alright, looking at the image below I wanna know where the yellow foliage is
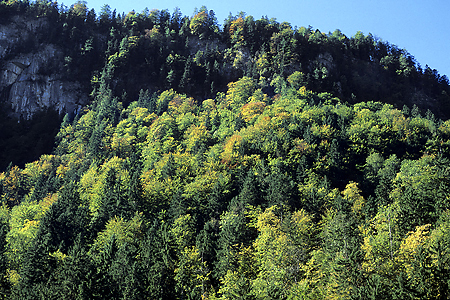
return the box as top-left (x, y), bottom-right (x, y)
top-left (6, 269), bottom-right (20, 286)
top-left (397, 224), bottom-right (431, 276)
top-left (240, 101), bottom-right (266, 122)
top-left (253, 206), bottom-right (315, 299)
top-left (255, 206), bottom-right (281, 231)
top-left (174, 245), bottom-right (210, 298)
top-left (226, 77), bottom-right (256, 109)
top-left (400, 224), bottom-right (430, 254)
top-left (112, 105), bottom-right (155, 152)
top-left (70, 1), bottom-right (87, 17)
top-left (130, 106), bottom-right (155, 123)
top-left (256, 52), bottom-right (270, 77)
top-left (293, 138), bottom-right (310, 155)
top-left (190, 11), bottom-right (208, 35)
top-left (7, 201), bottom-right (46, 269)
top-left (218, 270), bottom-right (242, 300)
top-left (169, 95), bottom-right (196, 116)
top-left (299, 106), bottom-right (326, 125)
top-left (79, 157), bottom-right (130, 214)
top-left (171, 214), bottom-right (194, 250)
top-left (20, 219), bottom-right (39, 234)
top-left (49, 249), bottom-right (68, 262)
top-left (251, 116), bottom-right (272, 134)
top-left (2, 166), bottom-right (25, 206)
top-left (248, 89), bottom-right (268, 104)
top-left (311, 124), bottom-right (335, 140)
top-left (183, 169), bottom-right (219, 200)
top-left (342, 182), bottom-right (365, 216)
top-left (111, 133), bottom-right (135, 154)
top-left (127, 35), bottom-right (140, 48)
top-left (298, 173), bottom-right (339, 210)
top-left (111, 120), bottom-right (136, 156)
top-left (346, 107), bottom-right (400, 154)
top-left (141, 169), bottom-right (175, 208)
top-left (292, 209), bottom-right (313, 232)
top-left (229, 16), bottom-right (244, 44)
top-left (389, 154), bottom-right (437, 203)
top-left (360, 203), bottom-right (401, 275)
top-left (93, 213), bottom-right (143, 252)
top-left (287, 71), bottom-right (305, 90)
top-left (438, 119), bottom-right (450, 136)
top-left (202, 99), bottom-right (216, 111)
top-left (79, 164), bottom-right (102, 213)
top-left (177, 112), bottom-right (197, 133)
top-left (101, 123), bottom-right (114, 153)
top-left (222, 134), bottom-right (243, 164)
top-left (56, 163), bottom-right (69, 179)
top-left (184, 124), bottom-right (210, 153)
top-left (41, 193), bottom-right (58, 210)
top-left (23, 154), bottom-right (55, 179)
top-left (75, 109), bottom-right (95, 138)
top-left (144, 27), bottom-right (162, 43)
top-left (299, 86), bottom-right (313, 98)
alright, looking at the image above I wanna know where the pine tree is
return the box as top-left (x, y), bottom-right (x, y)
top-left (265, 164), bottom-right (296, 208)
top-left (196, 220), bottom-right (219, 286)
top-left (13, 229), bottom-right (57, 299)
top-left (13, 170), bottom-right (90, 299)
top-left (92, 234), bottom-right (120, 299)
top-left (140, 221), bottom-right (177, 299)
top-left (237, 169), bottom-right (261, 207)
top-left (109, 243), bottom-right (143, 300)
top-left (205, 176), bottom-right (229, 220)
top-left (0, 222), bottom-right (10, 299)
top-left (54, 236), bottom-right (96, 299)
top-left (90, 168), bottom-right (132, 233)
top-left (127, 153), bottom-right (144, 214)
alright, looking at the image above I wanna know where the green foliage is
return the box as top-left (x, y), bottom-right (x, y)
top-left (0, 1), bottom-right (450, 299)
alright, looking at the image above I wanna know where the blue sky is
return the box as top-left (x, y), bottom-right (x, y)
top-left (82, 0), bottom-right (449, 78)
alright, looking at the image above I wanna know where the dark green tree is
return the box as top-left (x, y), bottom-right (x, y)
top-left (90, 168), bottom-right (132, 233)
top-left (140, 221), bottom-right (177, 299)
top-left (0, 221), bottom-right (10, 299)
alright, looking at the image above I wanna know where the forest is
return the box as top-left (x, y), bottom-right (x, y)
top-left (0, 0), bottom-right (450, 299)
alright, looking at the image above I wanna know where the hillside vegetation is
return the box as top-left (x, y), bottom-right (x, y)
top-left (0, 1), bottom-right (450, 299)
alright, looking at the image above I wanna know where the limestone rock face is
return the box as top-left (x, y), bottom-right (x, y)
top-left (0, 16), bottom-right (88, 119)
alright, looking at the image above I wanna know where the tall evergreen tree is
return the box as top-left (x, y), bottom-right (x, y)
top-left (0, 221), bottom-right (10, 299)
top-left (140, 221), bottom-right (177, 299)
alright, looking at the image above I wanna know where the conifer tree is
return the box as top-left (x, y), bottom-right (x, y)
top-left (0, 221), bottom-right (10, 299)
top-left (140, 221), bottom-right (177, 299)
top-left (53, 236), bottom-right (96, 299)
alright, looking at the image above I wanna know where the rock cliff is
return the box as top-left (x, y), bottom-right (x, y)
top-left (0, 15), bottom-right (88, 119)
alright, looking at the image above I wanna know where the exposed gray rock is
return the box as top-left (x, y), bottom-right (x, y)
top-left (9, 76), bottom-right (85, 119)
top-left (0, 16), bottom-right (88, 119)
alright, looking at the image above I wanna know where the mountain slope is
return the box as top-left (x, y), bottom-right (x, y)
top-left (0, 2), bottom-right (450, 299)
top-left (1, 1), bottom-right (449, 170)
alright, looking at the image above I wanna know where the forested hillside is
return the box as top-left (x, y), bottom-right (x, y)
top-left (0, 1), bottom-right (450, 299)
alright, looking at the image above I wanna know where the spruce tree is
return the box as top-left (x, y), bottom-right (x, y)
top-left (0, 222), bottom-right (10, 299)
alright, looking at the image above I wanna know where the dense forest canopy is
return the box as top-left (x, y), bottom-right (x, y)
top-left (0, 0), bottom-right (450, 299)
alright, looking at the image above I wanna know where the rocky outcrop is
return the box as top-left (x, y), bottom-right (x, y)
top-left (0, 16), bottom-right (88, 119)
